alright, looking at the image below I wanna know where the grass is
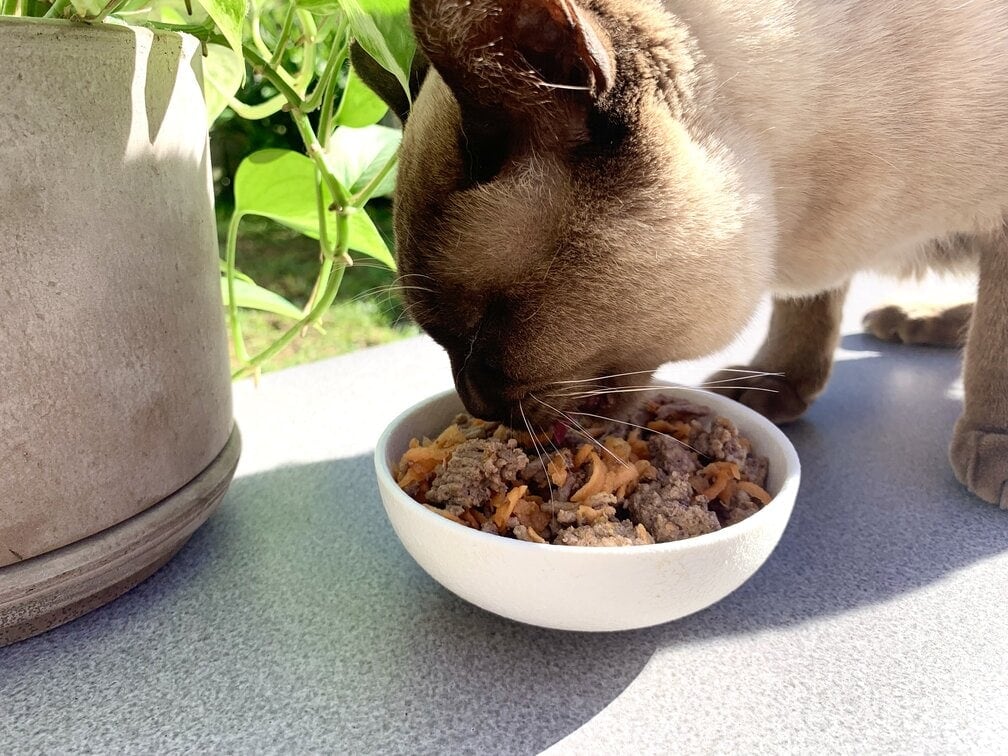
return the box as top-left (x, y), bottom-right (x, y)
top-left (221, 201), bottom-right (419, 375)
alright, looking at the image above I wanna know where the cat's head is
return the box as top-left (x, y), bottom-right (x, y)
top-left (359, 0), bottom-right (771, 427)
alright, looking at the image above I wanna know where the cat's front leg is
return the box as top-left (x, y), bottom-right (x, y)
top-left (950, 235), bottom-right (1008, 508)
top-left (708, 284), bottom-right (849, 424)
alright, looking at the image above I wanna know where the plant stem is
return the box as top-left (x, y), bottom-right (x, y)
top-left (225, 212), bottom-right (250, 364)
top-left (316, 53), bottom-right (347, 146)
top-left (301, 175), bottom-right (335, 323)
top-left (42, 0), bottom-right (67, 17)
top-left (240, 45), bottom-right (303, 113)
top-left (350, 151), bottom-right (399, 206)
top-left (268, 3), bottom-right (296, 68)
top-left (227, 93), bottom-right (285, 121)
top-left (1, 0), bottom-right (18, 15)
top-left (292, 12), bottom-right (316, 97)
top-left (289, 107), bottom-right (351, 209)
top-left (249, 5), bottom-right (272, 60)
top-left (234, 215), bottom-right (350, 378)
top-left (90, 0), bottom-right (127, 23)
top-left (303, 20), bottom-right (348, 112)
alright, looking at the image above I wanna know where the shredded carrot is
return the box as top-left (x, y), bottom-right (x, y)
top-left (700, 461), bottom-right (741, 479)
top-left (717, 479), bottom-right (737, 504)
top-left (605, 462), bottom-right (640, 495)
top-left (524, 526), bottom-right (547, 544)
top-left (492, 486), bottom-right (528, 531)
top-left (702, 470), bottom-right (732, 500)
top-left (571, 452), bottom-right (606, 502)
top-left (434, 424), bottom-right (466, 448)
top-left (603, 436), bottom-right (632, 463)
top-left (573, 444), bottom-right (593, 467)
top-left (547, 453), bottom-right (568, 486)
top-left (397, 468), bottom-right (425, 489)
top-left (737, 480), bottom-right (773, 504)
top-left (513, 496), bottom-right (552, 533)
top-left (647, 419), bottom-right (692, 441)
top-left (697, 461), bottom-right (741, 500)
top-left (628, 438), bottom-right (650, 460)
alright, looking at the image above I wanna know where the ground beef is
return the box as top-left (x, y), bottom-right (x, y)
top-left (688, 415), bottom-right (748, 465)
top-left (742, 454), bottom-right (769, 487)
top-left (716, 489), bottom-right (762, 526)
top-left (626, 477), bottom-right (721, 542)
top-left (519, 456), bottom-right (549, 488)
top-left (647, 434), bottom-right (699, 477)
top-left (554, 519), bottom-right (655, 547)
top-left (554, 464), bottom-right (587, 502)
top-left (650, 397), bottom-right (711, 421)
top-left (401, 394), bottom-right (773, 547)
top-left (453, 413), bottom-right (501, 439)
top-left (426, 438), bottom-right (528, 510)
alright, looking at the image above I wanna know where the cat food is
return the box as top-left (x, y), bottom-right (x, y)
top-left (395, 395), bottom-right (772, 547)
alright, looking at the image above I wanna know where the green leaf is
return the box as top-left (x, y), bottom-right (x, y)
top-left (232, 148), bottom-right (394, 267)
top-left (347, 209), bottom-right (394, 267)
top-left (192, 0), bottom-right (246, 57)
top-left (234, 149), bottom-right (330, 237)
top-left (220, 276), bottom-right (304, 321)
top-left (294, 0), bottom-right (340, 11)
top-left (203, 43), bottom-right (245, 125)
top-left (326, 124), bottom-right (400, 197)
top-left (337, 0), bottom-right (415, 98)
top-left (335, 66), bottom-right (389, 128)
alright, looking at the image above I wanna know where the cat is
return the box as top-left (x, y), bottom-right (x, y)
top-left (355, 0), bottom-right (1008, 508)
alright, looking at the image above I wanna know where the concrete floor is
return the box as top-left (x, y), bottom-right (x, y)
top-left (2, 273), bottom-right (1005, 754)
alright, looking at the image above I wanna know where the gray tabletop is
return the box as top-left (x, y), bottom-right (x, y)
top-left (3, 274), bottom-right (1006, 755)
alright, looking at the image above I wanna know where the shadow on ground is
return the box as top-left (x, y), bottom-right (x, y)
top-left (3, 335), bottom-right (1006, 754)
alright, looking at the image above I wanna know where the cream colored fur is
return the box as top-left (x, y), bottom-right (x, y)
top-left (377, 0), bottom-right (1008, 507)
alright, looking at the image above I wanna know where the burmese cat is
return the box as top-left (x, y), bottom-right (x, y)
top-left (356, 0), bottom-right (1008, 508)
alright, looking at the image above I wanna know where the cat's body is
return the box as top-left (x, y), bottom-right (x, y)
top-left (358, 0), bottom-right (1008, 507)
top-left (667, 0), bottom-right (1008, 293)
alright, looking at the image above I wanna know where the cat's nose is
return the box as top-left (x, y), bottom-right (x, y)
top-left (455, 358), bottom-right (509, 421)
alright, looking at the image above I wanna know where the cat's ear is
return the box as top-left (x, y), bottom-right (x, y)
top-left (349, 43), bottom-right (430, 123)
top-left (411, 0), bottom-right (616, 115)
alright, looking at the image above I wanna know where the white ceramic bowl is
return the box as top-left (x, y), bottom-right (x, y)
top-left (374, 385), bottom-right (801, 632)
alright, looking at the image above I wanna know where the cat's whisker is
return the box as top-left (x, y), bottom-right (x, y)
top-left (565, 410), bottom-right (707, 457)
top-left (554, 385), bottom-right (780, 398)
top-left (519, 400), bottom-right (554, 506)
top-left (710, 368), bottom-right (786, 375)
top-left (549, 373), bottom-right (783, 398)
top-left (531, 394), bottom-right (631, 470)
top-left (546, 368), bottom-right (660, 386)
top-left (347, 285), bottom-right (437, 314)
top-left (699, 372), bottom-right (784, 386)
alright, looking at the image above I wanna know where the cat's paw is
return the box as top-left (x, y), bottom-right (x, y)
top-left (950, 422), bottom-right (1008, 508)
top-left (705, 367), bottom-right (811, 425)
top-left (862, 302), bottom-right (972, 347)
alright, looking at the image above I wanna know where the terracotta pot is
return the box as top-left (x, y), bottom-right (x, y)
top-left (0, 19), bottom-right (239, 645)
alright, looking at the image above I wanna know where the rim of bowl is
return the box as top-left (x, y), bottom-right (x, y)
top-left (374, 384), bottom-right (801, 556)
